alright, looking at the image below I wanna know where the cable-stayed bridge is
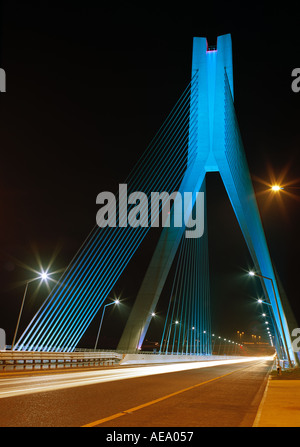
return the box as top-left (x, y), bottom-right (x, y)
top-left (13, 34), bottom-right (296, 367)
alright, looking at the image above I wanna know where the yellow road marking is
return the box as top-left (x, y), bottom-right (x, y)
top-left (82, 368), bottom-right (239, 427)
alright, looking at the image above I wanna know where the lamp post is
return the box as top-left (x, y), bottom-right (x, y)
top-left (135, 311), bottom-right (157, 353)
top-left (237, 331), bottom-right (244, 342)
top-left (249, 271), bottom-right (292, 368)
top-left (11, 270), bottom-right (50, 351)
top-left (257, 298), bottom-right (282, 352)
top-left (257, 298), bottom-right (271, 306)
top-left (94, 299), bottom-right (119, 349)
top-left (163, 320), bottom-right (180, 355)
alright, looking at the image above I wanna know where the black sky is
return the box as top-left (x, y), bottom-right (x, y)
top-left (0, 1), bottom-right (299, 348)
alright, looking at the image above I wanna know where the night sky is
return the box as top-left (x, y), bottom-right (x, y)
top-left (0, 1), bottom-right (299, 349)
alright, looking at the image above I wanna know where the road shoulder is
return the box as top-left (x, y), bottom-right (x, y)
top-left (253, 368), bottom-right (300, 427)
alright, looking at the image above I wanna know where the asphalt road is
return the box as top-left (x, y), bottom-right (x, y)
top-left (0, 357), bottom-right (273, 427)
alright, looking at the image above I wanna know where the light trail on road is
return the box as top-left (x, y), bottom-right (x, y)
top-left (0, 356), bottom-right (273, 399)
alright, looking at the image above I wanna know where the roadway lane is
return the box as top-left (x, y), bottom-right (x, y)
top-left (0, 357), bottom-right (273, 427)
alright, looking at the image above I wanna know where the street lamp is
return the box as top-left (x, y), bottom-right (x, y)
top-left (11, 270), bottom-right (51, 350)
top-left (271, 185), bottom-right (284, 192)
top-left (257, 298), bottom-right (272, 306)
top-left (237, 331), bottom-right (244, 342)
top-left (94, 299), bottom-right (120, 349)
top-left (258, 302), bottom-right (278, 347)
top-left (164, 320), bottom-right (180, 354)
top-left (249, 270), bottom-right (292, 368)
top-left (40, 272), bottom-right (48, 281)
top-left (269, 184), bottom-right (300, 194)
top-left (135, 310), bottom-right (156, 352)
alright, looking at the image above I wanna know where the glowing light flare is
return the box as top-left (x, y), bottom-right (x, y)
top-left (5, 247), bottom-right (61, 300)
top-left (33, 269), bottom-right (57, 297)
top-left (39, 270), bottom-right (49, 281)
top-left (271, 185), bottom-right (283, 192)
top-left (252, 163), bottom-right (300, 219)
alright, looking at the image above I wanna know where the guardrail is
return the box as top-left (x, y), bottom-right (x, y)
top-left (0, 350), bottom-right (123, 370)
top-left (0, 348), bottom-right (250, 371)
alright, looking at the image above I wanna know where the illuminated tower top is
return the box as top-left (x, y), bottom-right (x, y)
top-left (189, 34), bottom-right (234, 171)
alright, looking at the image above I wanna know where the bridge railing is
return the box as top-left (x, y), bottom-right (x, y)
top-left (0, 347), bottom-right (249, 371)
top-left (0, 350), bottom-right (123, 370)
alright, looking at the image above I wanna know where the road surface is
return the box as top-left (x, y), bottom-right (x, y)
top-left (0, 357), bottom-right (273, 427)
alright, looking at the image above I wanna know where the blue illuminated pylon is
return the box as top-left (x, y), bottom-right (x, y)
top-left (118, 34), bottom-right (296, 364)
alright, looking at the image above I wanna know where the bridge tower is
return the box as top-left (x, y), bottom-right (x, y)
top-left (15, 34), bottom-right (296, 365)
top-left (117, 34), bottom-right (296, 365)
